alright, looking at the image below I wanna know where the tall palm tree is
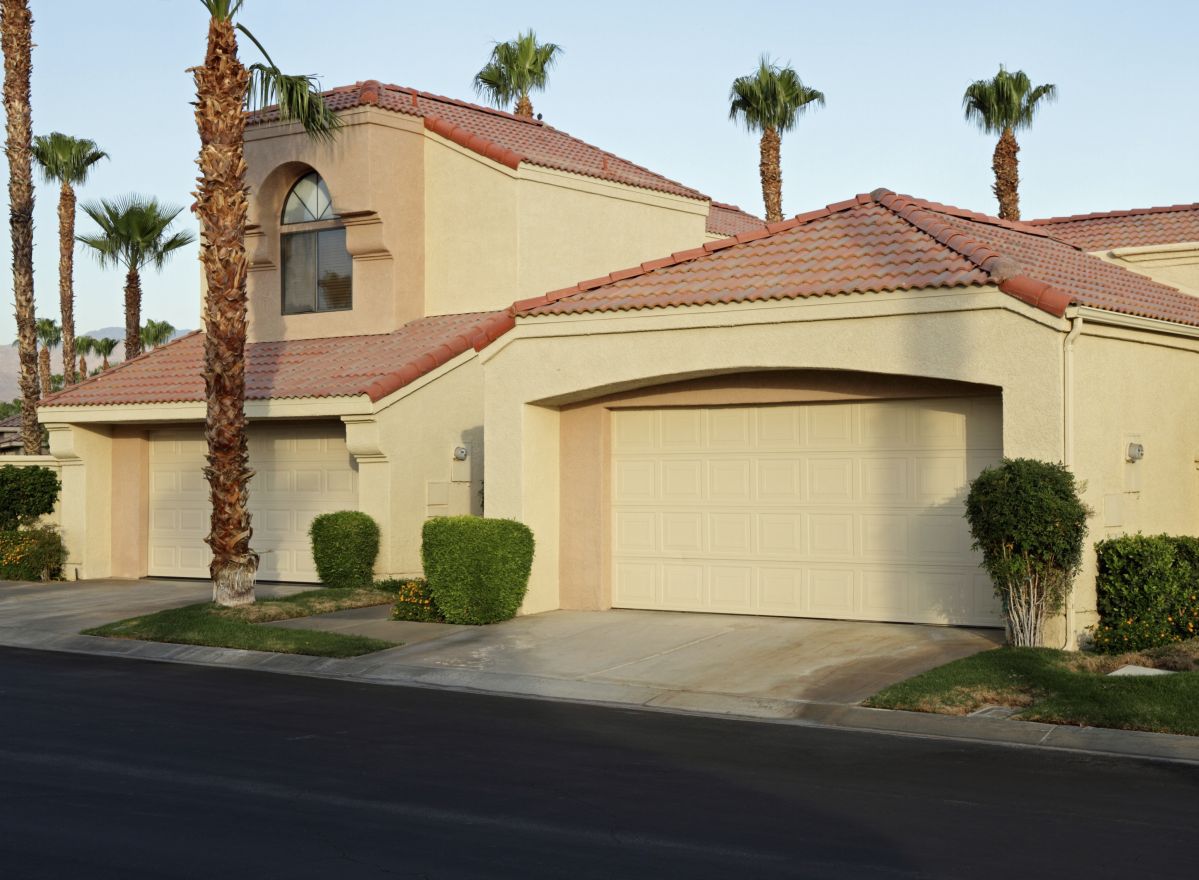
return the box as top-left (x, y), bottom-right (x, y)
top-left (32, 132), bottom-right (108, 385)
top-left (2, 0), bottom-right (38, 453)
top-left (729, 56), bottom-right (825, 223)
top-left (140, 318), bottom-right (175, 351)
top-left (473, 29), bottom-right (561, 118)
top-left (34, 317), bottom-right (59, 397)
top-left (93, 336), bottom-right (117, 371)
top-left (75, 334), bottom-right (95, 377)
top-left (197, 0), bottom-right (339, 607)
top-left (77, 195), bottom-right (194, 361)
top-left (963, 66), bottom-right (1057, 221)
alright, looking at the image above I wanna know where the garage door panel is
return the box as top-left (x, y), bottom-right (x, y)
top-left (612, 397), bottom-right (1003, 627)
top-left (149, 423), bottom-right (358, 583)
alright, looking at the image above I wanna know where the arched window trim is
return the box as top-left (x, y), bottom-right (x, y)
top-left (280, 172), bottom-right (353, 315)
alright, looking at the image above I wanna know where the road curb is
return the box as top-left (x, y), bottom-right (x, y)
top-left (2, 626), bottom-right (1197, 765)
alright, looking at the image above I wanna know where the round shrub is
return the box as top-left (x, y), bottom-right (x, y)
top-left (0, 465), bottom-right (61, 531)
top-left (965, 458), bottom-right (1089, 647)
top-left (308, 511), bottom-right (380, 588)
top-left (1092, 535), bottom-right (1199, 652)
top-left (421, 516), bottom-right (534, 625)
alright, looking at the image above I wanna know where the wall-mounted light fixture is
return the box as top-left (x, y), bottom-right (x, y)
top-left (453, 446), bottom-right (469, 462)
top-left (1126, 442), bottom-right (1145, 463)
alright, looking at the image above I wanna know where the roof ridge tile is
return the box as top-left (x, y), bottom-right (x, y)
top-left (1029, 202), bottom-right (1199, 226)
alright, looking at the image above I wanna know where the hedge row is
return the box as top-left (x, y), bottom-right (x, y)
top-left (0, 526), bottom-right (67, 581)
top-left (1093, 535), bottom-right (1199, 652)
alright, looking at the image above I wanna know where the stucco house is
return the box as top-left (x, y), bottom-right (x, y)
top-left (35, 80), bottom-right (1199, 646)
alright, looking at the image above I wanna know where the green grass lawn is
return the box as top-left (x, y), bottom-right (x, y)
top-left (866, 644), bottom-right (1199, 736)
top-left (83, 586), bottom-right (399, 658)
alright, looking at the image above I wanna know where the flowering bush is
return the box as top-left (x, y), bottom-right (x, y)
top-left (1092, 535), bottom-right (1199, 652)
top-left (0, 526), bottom-right (67, 581)
top-left (385, 578), bottom-right (443, 623)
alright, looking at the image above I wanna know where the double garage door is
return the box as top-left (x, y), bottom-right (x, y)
top-left (148, 423), bottom-right (357, 582)
top-left (612, 397), bottom-right (1003, 627)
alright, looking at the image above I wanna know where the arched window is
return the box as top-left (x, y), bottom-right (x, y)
top-left (281, 172), bottom-right (352, 314)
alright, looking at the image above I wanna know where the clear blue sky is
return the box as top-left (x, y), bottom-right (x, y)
top-left (1, 0), bottom-right (1196, 343)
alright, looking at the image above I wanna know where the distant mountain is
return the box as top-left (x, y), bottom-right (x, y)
top-left (1, 327), bottom-right (193, 403)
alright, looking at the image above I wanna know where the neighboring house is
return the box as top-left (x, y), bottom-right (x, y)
top-left (0, 414), bottom-right (22, 455)
top-left (33, 79), bottom-right (1199, 648)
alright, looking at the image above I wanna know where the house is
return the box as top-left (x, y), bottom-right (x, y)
top-left (34, 80), bottom-right (1199, 647)
top-left (0, 414), bottom-right (22, 454)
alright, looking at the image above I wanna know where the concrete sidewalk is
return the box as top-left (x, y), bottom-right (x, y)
top-left (2, 578), bottom-right (1198, 764)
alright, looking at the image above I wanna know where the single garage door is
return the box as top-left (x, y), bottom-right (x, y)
top-left (611, 397), bottom-right (1003, 626)
top-left (149, 422), bottom-right (358, 582)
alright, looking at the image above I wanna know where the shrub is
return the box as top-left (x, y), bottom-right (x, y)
top-left (1092, 535), bottom-right (1199, 653)
top-left (0, 465), bottom-right (60, 531)
top-left (385, 577), bottom-right (444, 623)
top-left (308, 511), bottom-right (379, 588)
top-left (0, 526), bottom-right (67, 581)
top-left (421, 516), bottom-right (534, 625)
top-left (965, 459), bottom-right (1089, 647)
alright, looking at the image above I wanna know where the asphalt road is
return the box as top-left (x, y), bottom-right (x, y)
top-left (1, 647), bottom-right (1196, 879)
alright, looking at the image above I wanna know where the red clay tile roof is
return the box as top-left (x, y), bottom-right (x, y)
top-left (250, 80), bottom-right (708, 202)
top-left (39, 312), bottom-right (513, 408)
top-left (706, 201), bottom-right (766, 237)
top-left (514, 189), bottom-right (1199, 326)
top-left (1028, 203), bottom-right (1199, 251)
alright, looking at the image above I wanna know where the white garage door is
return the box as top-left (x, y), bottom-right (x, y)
top-left (149, 423), bottom-right (358, 582)
top-left (611, 397), bottom-right (1003, 626)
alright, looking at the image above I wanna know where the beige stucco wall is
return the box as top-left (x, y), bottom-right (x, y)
top-left (244, 108), bottom-right (427, 342)
top-left (419, 134), bottom-right (710, 316)
top-left (482, 288), bottom-right (1069, 618)
top-left (346, 354), bottom-right (484, 578)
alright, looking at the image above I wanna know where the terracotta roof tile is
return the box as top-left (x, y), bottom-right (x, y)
top-left (39, 312), bottom-right (512, 409)
top-left (1028, 203), bottom-right (1199, 251)
top-left (516, 189), bottom-right (1199, 326)
top-left (706, 201), bottom-right (766, 237)
top-left (250, 80), bottom-right (707, 201)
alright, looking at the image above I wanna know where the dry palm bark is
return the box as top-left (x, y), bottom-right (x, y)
top-left (58, 181), bottom-right (76, 382)
top-left (194, 15), bottom-right (257, 606)
top-left (515, 94), bottom-right (533, 118)
top-left (992, 126), bottom-right (1020, 221)
top-left (123, 267), bottom-right (142, 359)
top-left (2, 0), bottom-right (38, 453)
top-left (759, 126), bottom-right (782, 223)
top-left (37, 343), bottom-right (49, 396)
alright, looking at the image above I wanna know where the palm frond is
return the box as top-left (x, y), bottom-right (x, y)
top-left (32, 132), bottom-right (108, 186)
top-left (237, 23), bottom-right (340, 140)
top-left (729, 55), bottom-right (825, 135)
top-left (963, 65), bottom-right (1057, 133)
top-left (77, 195), bottom-right (194, 272)
top-left (473, 29), bottom-right (562, 111)
top-left (200, 0), bottom-right (244, 21)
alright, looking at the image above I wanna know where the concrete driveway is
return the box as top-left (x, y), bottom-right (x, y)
top-left (0, 578), bottom-right (1001, 712)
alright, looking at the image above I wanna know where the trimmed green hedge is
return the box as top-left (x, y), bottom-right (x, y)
top-left (422, 516), bottom-right (534, 625)
top-left (0, 465), bottom-right (60, 531)
top-left (0, 526), bottom-right (67, 581)
top-left (1093, 535), bottom-right (1199, 652)
top-left (308, 511), bottom-right (379, 588)
top-left (385, 577), bottom-right (443, 623)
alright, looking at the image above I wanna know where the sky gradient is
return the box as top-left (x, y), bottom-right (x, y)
top-left (1, 0), bottom-right (1196, 344)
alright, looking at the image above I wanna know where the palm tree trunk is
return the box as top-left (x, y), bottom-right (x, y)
top-left (100, 353), bottom-right (108, 370)
top-left (195, 15), bottom-right (257, 607)
top-left (37, 344), bottom-right (49, 396)
top-left (2, 0), bottom-right (38, 454)
top-left (514, 94), bottom-right (533, 118)
top-left (78, 353), bottom-right (87, 377)
top-left (58, 180), bottom-right (77, 383)
top-left (992, 126), bottom-right (1020, 221)
top-left (123, 266), bottom-right (142, 360)
top-left (759, 126), bottom-right (783, 223)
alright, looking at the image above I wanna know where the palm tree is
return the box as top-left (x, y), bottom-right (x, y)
top-left (963, 66), bottom-right (1057, 221)
top-left (77, 195), bottom-right (194, 361)
top-left (196, 0), bottom-right (339, 607)
top-left (729, 56), bottom-right (825, 224)
top-left (93, 336), bottom-right (117, 370)
top-left (34, 317), bottom-right (59, 397)
top-left (2, 0), bottom-right (38, 453)
top-left (75, 334), bottom-right (95, 377)
top-left (140, 319), bottom-right (175, 351)
top-left (473, 29), bottom-right (561, 118)
top-left (32, 132), bottom-right (108, 385)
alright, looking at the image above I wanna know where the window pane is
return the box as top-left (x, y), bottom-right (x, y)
top-left (282, 231), bottom-right (317, 313)
top-left (317, 228), bottom-right (353, 311)
top-left (282, 173), bottom-right (334, 225)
